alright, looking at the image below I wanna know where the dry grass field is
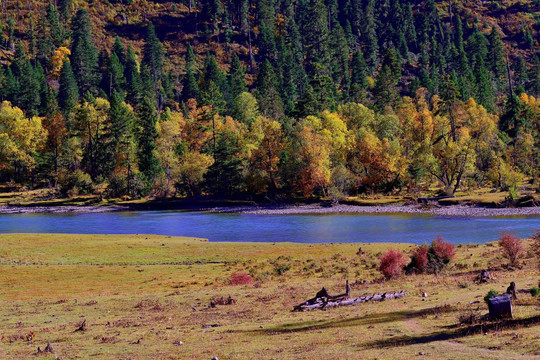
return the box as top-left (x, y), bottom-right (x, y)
top-left (0, 233), bottom-right (539, 359)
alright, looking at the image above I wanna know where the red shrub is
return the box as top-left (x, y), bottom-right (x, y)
top-left (498, 231), bottom-right (523, 266)
top-left (379, 249), bottom-right (408, 279)
top-left (229, 272), bottom-right (254, 285)
top-left (432, 235), bottom-right (455, 262)
top-left (413, 245), bottom-right (429, 272)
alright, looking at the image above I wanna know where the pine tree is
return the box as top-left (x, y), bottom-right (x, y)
top-left (530, 55), bottom-right (540, 96)
top-left (112, 36), bottom-right (127, 67)
top-left (136, 96), bottom-right (161, 182)
top-left (256, 59), bottom-right (284, 120)
top-left (125, 45), bottom-right (142, 105)
top-left (362, 0), bottom-right (379, 69)
top-left (109, 90), bottom-right (134, 160)
top-left (58, 0), bottom-right (72, 20)
top-left (350, 49), bottom-right (368, 102)
top-left (301, 0), bottom-right (330, 70)
top-left (228, 54), bottom-right (247, 99)
top-left (71, 9), bottom-right (99, 96)
top-left (277, 36), bottom-right (299, 116)
top-left (299, 63), bottom-right (337, 116)
top-left (205, 131), bottom-right (243, 196)
top-left (488, 27), bottom-right (506, 83)
top-left (58, 60), bottom-right (79, 121)
top-left (104, 53), bottom-right (126, 97)
top-left (473, 54), bottom-right (494, 112)
top-left (11, 44), bottom-right (40, 114)
top-left (373, 48), bottom-right (401, 111)
top-left (46, 2), bottom-right (67, 47)
top-left (257, 22), bottom-right (277, 63)
top-left (516, 57), bottom-right (528, 91)
top-left (329, 24), bottom-right (350, 91)
top-left (142, 22), bottom-right (165, 105)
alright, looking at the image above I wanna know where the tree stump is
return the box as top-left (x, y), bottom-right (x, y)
top-left (487, 294), bottom-right (513, 319)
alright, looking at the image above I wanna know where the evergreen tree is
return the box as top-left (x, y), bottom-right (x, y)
top-left (104, 53), bottom-right (126, 97)
top-left (228, 54), bottom-right (247, 99)
top-left (530, 55), bottom-right (540, 96)
top-left (58, 60), bottom-right (79, 121)
top-left (71, 9), bottom-right (99, 96)
top-left (350, 49), bottom-right (368, 102)
top-left (329, 24), bottom-right (350, 91)
top-left (136, 96), bottom-right (161, 182)
top-left (257, 22), bottom-right (277, 63)
top-left (488, 27), bottom-right (506, 83)
top-left (205, 131), bottom-right (243, 196)
top-left (183, 67), bottom-right (200, 102)
top-left (516, 57), bottom-right (528, 92)
top-left (11, 44), bottom-right (40, 114)
top-left (58, 0), bottom-right (72, 20)
top-left (142, 22), bottom-right (165, 105)
top-left (362, 0), bottom-right (379, 69)
top-left (256, 59), bottom-right (284, 120)
top-left (299, 63), bottom-right (337, 116)
top-left (112, 36), bottom-right (127, 67)
top-left (46, 2), bottom-right (67, 47)
top-left (301, 0), bottom-right (330, 70)
top-left (473, 54), bottom-right (494, 112)
top-left (277, 36), bottom-right (299, 116)
top-left (125, 45), bottom-right (142, 104)
top-left (373, 48), bottom-right (401, 111)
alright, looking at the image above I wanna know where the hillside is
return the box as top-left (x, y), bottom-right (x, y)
top-left (0, 0), bottom-right (538, 201)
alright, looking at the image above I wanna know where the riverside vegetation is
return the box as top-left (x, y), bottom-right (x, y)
top-left (0, 232), bottom-right (539, 359)
top-left (0, 1), bottom-right (537, 203)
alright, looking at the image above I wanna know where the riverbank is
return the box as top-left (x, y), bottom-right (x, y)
top-left (219, 203), bottom-right (540, 217)
top-left (1, 202), bottom-right (540, 217)
top-left (0, 234), bottom-right (538, 359)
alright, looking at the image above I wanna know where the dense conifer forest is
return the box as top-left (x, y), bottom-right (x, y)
top-left (0, 0), bottom-right (538, 199)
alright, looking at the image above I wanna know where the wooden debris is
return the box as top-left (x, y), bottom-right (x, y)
top-left (293, 280), bottom-right (406, 311)
top-left (75, 318), bottom-right (87, 332)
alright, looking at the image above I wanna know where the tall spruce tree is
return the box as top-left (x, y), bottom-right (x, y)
top-left (488, 27), bottom-right (506, 84)
top-left (256, 59), bottom-right (284, 120)
top-left (136, 96), bottom-right (161, 182)
top-left (125, 45), bottom-right (142, 105)
top-left (228, 54), bottom-right (247, 99)
top-left (142, 22), bottom-right (165, 106)
top-left (58, 60), bottom-right (79, 119)
top-left (71, 9), bottom-right (99, 96)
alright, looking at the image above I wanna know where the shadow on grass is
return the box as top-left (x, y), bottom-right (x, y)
top-left (362, 315), bottom-right (540, 349)
top-left (237, 305), bottom-right (457, 335)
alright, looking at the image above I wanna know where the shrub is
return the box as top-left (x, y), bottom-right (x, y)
top-left (531, 287), bottom-right (540, 297)
top-left (498, 230), bottom-right (523, 266)
top-left (484, 289), bottom-right (499, 303)
top-left (229, 272), bottom-right (254, 285)
top-left (379, 249), bottom-right (407, 279)
top-left (413, 245), bottom-right (429, 272)
top-left (532, 229), bottom-right (540, 270)
top-left (431, 235), bottom-right (456, 263)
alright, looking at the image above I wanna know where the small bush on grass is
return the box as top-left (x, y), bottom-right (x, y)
top-left (532, 229), bottom-right (540, 270)
top-left (484, 289), bottom-right (499, 303)
top-left (379, 249), bottom-right (407, 279)
top-left (530, 287), bottom-right (540, 297)
top-left (498, 230), bottom-right (523, 267)
top-left (229, 272), bottom-right (254, 285)
top-left (407, 237), bottom-right (455, 274)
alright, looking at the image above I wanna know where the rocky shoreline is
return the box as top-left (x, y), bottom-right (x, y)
top-left (1, 203), bottom-right (539, 217)
top-left (212, 204), bottom-right (540, 217)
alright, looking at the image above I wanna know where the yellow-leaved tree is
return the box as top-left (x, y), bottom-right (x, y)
top-left (0, 101), bottom-right (47, 176)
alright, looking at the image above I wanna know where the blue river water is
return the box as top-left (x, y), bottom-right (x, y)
top-left (0, 211), bottom-right (539, 244)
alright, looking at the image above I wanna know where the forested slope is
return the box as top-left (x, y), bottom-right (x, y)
top-left (0, 0), bottom-right (538, 199)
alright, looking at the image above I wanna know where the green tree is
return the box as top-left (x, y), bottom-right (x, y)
top-left (136, 96), bottom-right (161, 182)
top-left (71, 9), bottom-right (99, 96)
top-left (228, 53), bottom-right (247, 99)
top-left (205, 131), bottom-right (243, 196)
top-left (142, 22), bottom-right (165, 106)
top-left (256, 60), bottom-right (284, 120)
top-left (488, 27), bottom-right (506, 84)
top-left (373, 48), bottom-right (401, 111)
top-left (58, 60), bottom-right (79, 118)
top-left (125, 45), bottom-right (142, 104)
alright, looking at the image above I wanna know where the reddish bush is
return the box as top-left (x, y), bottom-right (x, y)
top-left (413, 245), bottom-right (429, 272)
top-left (379, 249), bottom-right (408, 279)
top-left (229, 272), bottom-right (254, 285)
top-left (431, 235), bottom-right (455, 263)
top-left (498, 231), bottom-right (523, 266)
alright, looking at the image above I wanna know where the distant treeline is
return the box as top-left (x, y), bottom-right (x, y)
top-left (0, 1), bottom-right (538, 198)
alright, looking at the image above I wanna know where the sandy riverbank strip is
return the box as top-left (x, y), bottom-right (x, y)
top-left (1, 203), bottom-right (539, 217)
top-left (210, 204), bottom-right (540, 217)
top-left (0, 205), bottom-right (130, 214)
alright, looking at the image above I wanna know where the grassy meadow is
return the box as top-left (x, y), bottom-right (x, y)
top-left (0, 234), bottom-right (539, 359)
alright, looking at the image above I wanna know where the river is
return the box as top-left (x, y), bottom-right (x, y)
top-left (0, 210), bottom-right (539, 244)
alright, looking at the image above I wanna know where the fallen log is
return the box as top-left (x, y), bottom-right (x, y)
top-left (293, 281), bottom-right (406, 311)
